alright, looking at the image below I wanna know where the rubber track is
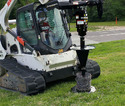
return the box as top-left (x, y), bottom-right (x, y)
top-left (0, 58), bottom-right (46, 95)
top-left (86, 59), bottom-right (100, 79)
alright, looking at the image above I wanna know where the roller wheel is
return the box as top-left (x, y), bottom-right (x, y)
top-left (86, 59), bottom-right (100, 79)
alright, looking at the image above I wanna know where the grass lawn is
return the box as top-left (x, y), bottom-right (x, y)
top-left (0, 39), bottom-right (125, 106)
top-left (70, 21), bottom-right (125, 32)
top-left (88, 21), bottom-right (125, 26)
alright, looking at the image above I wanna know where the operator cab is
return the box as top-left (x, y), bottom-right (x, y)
top-left (17, 2), bottom-right (72, 54)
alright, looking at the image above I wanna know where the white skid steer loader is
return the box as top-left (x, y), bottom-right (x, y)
top-left (0, 0), bottom-right (103, 94)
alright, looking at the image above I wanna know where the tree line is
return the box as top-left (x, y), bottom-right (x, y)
top-left (88, 0), bottom-right (125, 21)
top-left (0, 0), bottom-right (125, 22)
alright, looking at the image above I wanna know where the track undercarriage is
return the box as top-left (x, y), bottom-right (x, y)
top-left (0, 58), bottom-right (46, 95)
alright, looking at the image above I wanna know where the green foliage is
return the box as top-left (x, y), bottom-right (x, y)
top-left (0, 0), bottom-right (37, 19)
top-left (88, 0), bottom-right (125, 22)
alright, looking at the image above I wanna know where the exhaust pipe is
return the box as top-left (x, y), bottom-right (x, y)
top-left (8, 19), bottom-right (16, 24)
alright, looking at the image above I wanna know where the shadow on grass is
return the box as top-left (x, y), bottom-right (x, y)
top-left (46, 76), bottom-right (75, 90)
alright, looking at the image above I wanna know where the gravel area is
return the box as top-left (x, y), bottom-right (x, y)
top-left (89, 26), bottom-right (125, 31)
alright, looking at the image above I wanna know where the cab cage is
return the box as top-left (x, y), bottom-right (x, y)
top-left (16, 2), bottom-right (72, 54)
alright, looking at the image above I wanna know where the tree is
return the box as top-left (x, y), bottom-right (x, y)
top-left (0, 0), bottom-right (37, 19)
top-left (88, 0), bottom-right (125, 21)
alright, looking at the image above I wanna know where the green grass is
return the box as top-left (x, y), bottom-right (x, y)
top-left (88, 21), bottom-right (125, 26)
top-left (0, 24), bottom-right (16, 34)
top-left (70, 21), bottom-right (125, 32)
top-left (70, 23), bottom-right (101, 32)
top-left (1, 40), bottom-right (125, 105)
top-left (10, 24), bottom-right (16, 29)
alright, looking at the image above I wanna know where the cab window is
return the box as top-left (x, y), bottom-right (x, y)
top-left (35, 7), bottom-right (68, 49)
top-left (17, 10), bottom-right (37, 45)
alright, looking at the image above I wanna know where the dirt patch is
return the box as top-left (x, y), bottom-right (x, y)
top-left (100, 26), bottom-right (125, 31)
top-left (89, 26), bottom-right (125, 31)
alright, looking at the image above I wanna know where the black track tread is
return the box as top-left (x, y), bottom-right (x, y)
top-left (86, 59), bottom-right (100, 79)
top-left (0, 58), bottom-right (46, 95)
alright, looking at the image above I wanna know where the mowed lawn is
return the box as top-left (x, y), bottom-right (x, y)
top-left (0, 39), bottom-right (125, 106)
top-left (70, 21), bottom-right (125, 32)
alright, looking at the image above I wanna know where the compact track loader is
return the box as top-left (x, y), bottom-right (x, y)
top-left (0, 0), bottom-right (103, 94)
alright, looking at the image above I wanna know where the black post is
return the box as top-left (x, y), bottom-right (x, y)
top-left (75, 8), bottom-right (89, 70)
top-left (80, 36), bottom-right (85, 49)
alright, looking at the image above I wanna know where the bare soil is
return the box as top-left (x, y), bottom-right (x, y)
top-left (95, 26), bottom-right (125, 31)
